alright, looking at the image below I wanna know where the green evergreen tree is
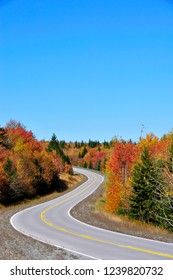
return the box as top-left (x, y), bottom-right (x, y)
top-left (103, 140), bottom-right (110, 149)
top-left (48, 134), bottom-right (71, 165)
top-left (74, 141), bottom-right (78, 148)
top-left (81, 146), bottom-right (88, 158)
top-left (103, 158), bottom-right (107, 170)
top-left (168, 139), bottom-right (173, 173)
top-left (88, 160), bottom-right (93, 169)
top-left (4, 158), bottom-right (15, 178)
top-left (78, 152), bottom-right (82, 158)
top-left (129, 147), bottom-right (164, 224)
top-left (96, 159), bottom-right (101, 171)
top-left (59, 140), bottom-right (65, 149)
top-left (47, 133), bottom-right (60, 154)
top-left (88, 139), bottom-right (100, 148)
top-left (77, 142), bottom-right (81, 148)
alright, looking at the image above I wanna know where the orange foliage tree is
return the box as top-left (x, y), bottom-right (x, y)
top-left (0, 121), bottom-right (71, 205)
top-left (106, 141), bottom-right (139, 213)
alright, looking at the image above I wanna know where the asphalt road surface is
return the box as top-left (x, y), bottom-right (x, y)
top-left (11, 167), bottom-right (173, 260)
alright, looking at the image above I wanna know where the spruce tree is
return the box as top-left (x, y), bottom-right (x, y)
top-left (48, 134), bottom-right (71, 165)
top-left (168, 139), bottom-right (173, 174)
top-left (47, 133), bottom-right (60, 154)
top-left (129, 147), bottom-right (164, 224)
top-left (78, 152), bottom-right (82, 158)
top-left (88, 160), bottom-right (93, 169)
top-left (81, 146), bottom-right (87, 158)
top-left (96, 159), bottom-right (101, 171)
top-left (4, 158), bottom-right (15, 179)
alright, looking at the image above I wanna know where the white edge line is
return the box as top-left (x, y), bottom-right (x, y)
top-left (69, 169), bottom-right (173, 246)
top-left (10, 213), bottom-right (100, 260)
top-left (10, 167), bottom-right (173, 261)
top-left (10, 173), bottom-right (100, 260)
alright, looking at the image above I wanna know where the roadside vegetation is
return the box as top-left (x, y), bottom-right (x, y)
top-left (0, 120), bottom-right (72, 206)
top-left (0, 119), bottom-right (173, 235)
top-left (65, 130), bottom-right (173, 234)
top-left (0, 172), bottom-right (87, 260)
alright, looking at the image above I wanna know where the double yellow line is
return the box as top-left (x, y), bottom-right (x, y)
top-left (40, 174), bottom-right (173, 259)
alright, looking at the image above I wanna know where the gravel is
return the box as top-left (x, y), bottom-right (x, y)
top-left (0, 175), bottom-right (88, 260)
top-left (71, 178), bottom-right (173, 243)
top-left (1, 173), bottom-right (173, 260)
top-left (0, 201), bottom-right (90, 260)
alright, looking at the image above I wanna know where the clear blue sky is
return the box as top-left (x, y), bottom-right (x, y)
top-left (0, 0), bottom-right (173, 142)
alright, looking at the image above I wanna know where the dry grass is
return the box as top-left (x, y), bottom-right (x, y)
top-left (71, 180), bottom-right (173, 243)
top-left (1, 170), bottom-right (173, 260)
top-left (59, 173), bottom-right (86, 188)
top-left (94, 209), bottom-right (173, 242)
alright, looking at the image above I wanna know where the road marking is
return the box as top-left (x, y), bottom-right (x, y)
top-left (40, 174), bottom-right (173, 259)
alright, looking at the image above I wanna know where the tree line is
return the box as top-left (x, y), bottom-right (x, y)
top-left (0, 120), bottom-right (72, 205)
top-left (1, 120), bottom-right (172, 232)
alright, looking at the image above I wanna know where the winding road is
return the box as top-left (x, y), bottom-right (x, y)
top-left (11, 167), bottom-right (173, 260)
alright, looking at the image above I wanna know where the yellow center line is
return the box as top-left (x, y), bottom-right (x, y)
top-left (40, 174), bottom-right (173, 259)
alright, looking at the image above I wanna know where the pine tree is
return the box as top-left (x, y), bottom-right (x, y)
top-left (88, 160), bottom-right (93, 169)
top-left (81, 146), bottom-right (87, 158)
top-left (74, 141), bottom-right (78, 148)
top-left (103, 158), bottom-right (107, 170)
top-left (168, 139), bottom-right (173, 173)
top-left (78, 152), bottom-right (82, 158)
top-left (47, 133), bottom-right (60, 154)
top-left (129, 147), bottom-right (164, 224)
top-left (48, 134), bottom-right (71, 165)
top-left (96, 159), bottom-right (101, 171)
top-left (4, 158), bottom-right (15, 178)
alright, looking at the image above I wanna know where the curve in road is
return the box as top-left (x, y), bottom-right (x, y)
top-left (11, 167), bottom-right (173, 260)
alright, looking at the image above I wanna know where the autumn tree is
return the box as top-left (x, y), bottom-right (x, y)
top-left (0, 124), bottom-right (70, 205)
top-left (106, 141), bottom-right (138, 213)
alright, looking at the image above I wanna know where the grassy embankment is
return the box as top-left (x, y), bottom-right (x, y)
top-left (93, 181), bottom-right (173, 243)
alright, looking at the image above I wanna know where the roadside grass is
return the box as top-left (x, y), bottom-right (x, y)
top-left (0, 173), bottom-right (88, 260)
top-left (93, 183), bottom-right (173, 243)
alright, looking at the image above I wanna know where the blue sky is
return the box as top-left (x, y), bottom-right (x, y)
top-left (0, 0), bottom-right (173, 142)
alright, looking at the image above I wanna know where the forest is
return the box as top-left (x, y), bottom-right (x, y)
top-left (0, 120), bottom-right (173, 231)
top-left (0, 120), bottom-right (72, 205)
top-left (64, 131), bottom-right (173, 231)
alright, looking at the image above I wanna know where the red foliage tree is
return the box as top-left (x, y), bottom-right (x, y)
top-left (106, 141), bottom-right (139, 213)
